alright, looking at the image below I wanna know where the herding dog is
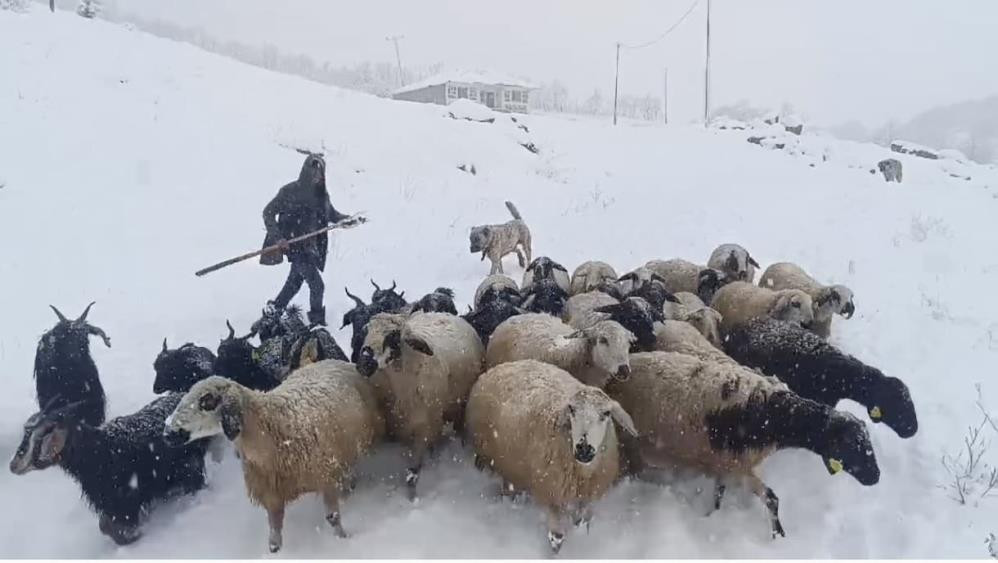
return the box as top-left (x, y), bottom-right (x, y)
top-left (469, 201), bottom-right (532, 275)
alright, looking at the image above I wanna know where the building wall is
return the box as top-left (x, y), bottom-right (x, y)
top-left (393, 83), bottom-right (446, 105)
top-left (394, 82), bottom-right (530, 114)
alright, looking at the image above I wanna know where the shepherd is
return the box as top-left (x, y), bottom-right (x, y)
top-left (260, 153), bottom-right (360, 327)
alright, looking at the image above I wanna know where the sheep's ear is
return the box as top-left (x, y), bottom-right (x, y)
top-left (609, 401), bottom-right (638, 437)
top-left (565, 329), bottom-right (587, 339)
top-left (617, 272), bottom-right (637, 283)
top-left (593, 304), bottom-right (621, 316)
top-left (404, 335), bottom-right (434, 356)
top-left (521, 294), bottom-right (536, 310)
top-left (220, 399), bottom-right (242, 440)
top-left (555, 404), bottom-right (572, 431)
top-left (650, 273), bottom-right (668, 286)
top-left (748, 255), bottom-right (760, 268)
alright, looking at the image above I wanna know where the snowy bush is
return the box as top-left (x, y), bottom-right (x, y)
top-left (76, 0), bottom-right (101, 19)
top-left (940, 385), bottom-right (998, 506)
top-left (0, 0), bottom-right (30, 12)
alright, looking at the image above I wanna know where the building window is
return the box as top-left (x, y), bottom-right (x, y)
top-left (448, 86), bottom-right (458, 98)
top-left (469, 88), bottom-right (478, 100)
top-left (504, 90), bottom-right (511, 102)
top-left (522, 91), bottom-right (529, 103)
top-left (510, 90), bottom-right (523, 103)
top-left (457, 87), bottom-right (469, 99)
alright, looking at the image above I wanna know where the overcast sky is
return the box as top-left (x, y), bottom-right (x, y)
top-left (101, 0), bottom-right (998, 126)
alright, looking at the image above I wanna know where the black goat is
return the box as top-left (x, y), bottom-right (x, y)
top-left (250, 304), bottom-right (308, 341)
top-left (723, 317), bottom-right (918, 438)
top-left (214, 321), bottom-right (281, 391)
top-left (370, 279), bottom-right (408, 311)
top-left (152, 340), bottom-right (217, 394)
top-left (624, 279), bottom-right (680, 313)
top-left (411, 287), bottom-right (458, 315)
top-left (10, 394), bottom-right (209, 545)
top-left (520, 278), bottom-right (569, 316)
top-left (342, 286), bottom-right (408, 363)
top-left (287, 326), bottom-right (349, 370)
top-left (35, 303), bottom-right (111, 427)
top-left (462, 299), bottom-right (523, 346)
top-left (592, 297), bottom-right (665, 352)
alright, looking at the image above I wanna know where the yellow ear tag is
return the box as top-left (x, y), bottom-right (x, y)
top-left (251, 349), bottom-right (260, 362)
top-left (869, 406), bottom-right (883, 420)
top-left (828, 458), bottom-right (844, 475)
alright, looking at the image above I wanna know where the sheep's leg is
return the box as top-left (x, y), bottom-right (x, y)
top-left (572, 504), bottom-right (593, 533)
top-left (706, 479), bottom-right (726, 515)
top-left (546, 506), bottom-right (567, 554)
top-left (266, 504), bottom-right (285, 553)
top-left (322, 489), bottom-right (349, 538)
top-left (404, 443), bottom-right (426, 502)
top-left (748, 475), bottom-right (785, 539)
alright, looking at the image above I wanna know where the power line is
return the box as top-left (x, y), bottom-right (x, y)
top-left (620, 0), bottom-right (701, 51)
top-left (385, 35), bottom-right (406, 87)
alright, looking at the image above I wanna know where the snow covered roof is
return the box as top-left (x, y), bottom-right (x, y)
top-left (394, 70), bottom-right (536, 95)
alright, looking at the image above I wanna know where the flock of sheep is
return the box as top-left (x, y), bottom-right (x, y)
top-left (9, 241), bottom-right (918, 555)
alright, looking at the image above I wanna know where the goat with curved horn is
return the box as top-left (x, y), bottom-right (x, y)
top-left (162, 338), bottom-right (169, 353)
top-left (78, 301), bottom-right (96, 323)
top-left (390, 280), bottom-right (397, 292)
top-left (344, 287), bottom-right (365, 307)
top-left (226, 320), bottom-right (236, 340)
top-left (50, 305), bottom-right (69, 323)
top-left (371, 279), bottom-right (381, 292)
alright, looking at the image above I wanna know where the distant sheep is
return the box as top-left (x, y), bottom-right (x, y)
top-left (616, 266), bottom-right (666, 296)
top-left (369, 279), bottom-right (408, 311)
top-left (564, 290), bottom-right (620, 329)
top-left (12, 394), bottom-right (209, 545)
top-left (707, 243), bottom-right (760, 282)
top-left (411, 287), bottom-right (458, 315)
top-left (608, 351), bottom-right (880, 538)
top-left (163, 360), bottom-right (385, 553)
top-left (644, 259), bottom-right (731, 304)
top-left (467, 359), bottom-right (637, 554)
top-left (570, 261), bottom-right (618, 295)
top-left (759, 262), bottom-right (855, 338)
top-left (709, 281), bottom-right (814, 334)
top-left (723, 317), bottom-right (917, 438)
top-left (522, 256), bottom-right (571, 294)
top-left (486, 313), bottom-right (636, 388)
top-left (356, 312), bottom-right (484, 500)
top-left (34, 303), bottom-right (111, 426)
top-left (474, 274), bottom-right (521, 309)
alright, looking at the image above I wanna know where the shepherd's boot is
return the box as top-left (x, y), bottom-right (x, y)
top-left (308, 307), bottom-right (327, 327)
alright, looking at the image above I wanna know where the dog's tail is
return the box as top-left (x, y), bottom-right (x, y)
top-left (504, 201), bottom-right (523, 221)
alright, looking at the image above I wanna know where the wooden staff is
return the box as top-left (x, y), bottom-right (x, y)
top-left (195, 214), bottom-right (367, 277)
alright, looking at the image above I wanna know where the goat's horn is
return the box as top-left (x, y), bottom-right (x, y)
top-left (77, 301), bottom-right (96, 322)
top-left (390, 280), bottom-right (397, 291)
top-left (344, 287), bottom-right (364, 307)
top-left (49, 305), bottom-right (69, 323)
top-left (162, 338), bottom-right (168, 352)
top-left (370, 279), bottom-right (381, 291)
top-left (226, 320), bottom-right (235, 339)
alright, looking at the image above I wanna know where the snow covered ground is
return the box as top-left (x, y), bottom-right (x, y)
top-left (2, 9), bottom-right (998, 558)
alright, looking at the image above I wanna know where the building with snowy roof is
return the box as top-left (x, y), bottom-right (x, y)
top-left (392, 70), bottom-right (536, 113)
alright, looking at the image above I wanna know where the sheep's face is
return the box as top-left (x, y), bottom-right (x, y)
top-left (868, 376), bottom-right (917, 438)
top-left (571, 321), bottom-right (636, 381)
top-left (357, 326), bottom-right (433, 377)
top-left (521, 280), bottom-right (568, 316)
top-left (696, 269), bottom-right (731, 304)
top-left (686, 308), bottom-right (724, 349)
top-left (477, 285), bottom-right (522, 308)
top-left (469, 226), bottom-right (489, 253)
top-left (820, 412), bottom-right (880, 486)
top-left (771, 290), bottom-right (815, 327)
top-left (559, 389), bottom-right (638, 465)
top-left (153, 341), bottom-right (216, 394)
top-left (593, 298), bottom-right (661, 351)
top-left (163, 377), bottom-right (238, 444)
top-left (10, 411), bottom-right (68, 475)
top-left (524, 257), bottom-right (570, 292)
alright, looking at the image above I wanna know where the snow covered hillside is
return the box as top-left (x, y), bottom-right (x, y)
top-left (2, 9), bottom-right (998, 558)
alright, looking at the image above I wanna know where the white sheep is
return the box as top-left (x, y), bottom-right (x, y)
top-left (672, 292), bottom-right (724, 347)
top-left (474, 274), bottom-right (520, 309)
top-left (355, 311), bottom-right (484, 500)
top-left (653, 319), bottom-right (732, 364)
top-left (569, 260), bottom-right (618, 295)
top-left (486, 313), bottom-right (636, 388)
top-left (709, 281), bottom-right (814, 334)
top-left (162, 360), bottom-right (385, 553)
top-left (607, 351), bottom-right (880, 538)
top-left (707, 243), bottom-right (760, 282)
top-left (758, 262), bottom-right (855, 338)
top-left (466, 359), bottom-right (637, 554)
top-left (563, 290), bottom-right (620, 329)
top-left (644, 258), bottom-right (730, 304)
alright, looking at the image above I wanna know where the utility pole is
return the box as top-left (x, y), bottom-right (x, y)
top-left (663, 68), bottom-right (669, 125)
top-left (703, 0), bottom-right (711, 126)
top-left (385, 35), bottom-right (406, 87)
top-left (613, 42), bottom-right (621, 126)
